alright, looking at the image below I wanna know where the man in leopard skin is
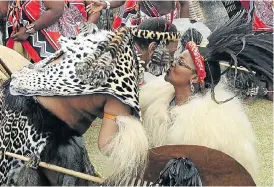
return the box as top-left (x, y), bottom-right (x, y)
top-left (0, 18), bottom-right (181, 185)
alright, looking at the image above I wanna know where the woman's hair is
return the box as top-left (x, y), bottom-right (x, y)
top-left (199, 48), bottom-right (222, 88)
top-left (133, 18), bottom-right (177, 50)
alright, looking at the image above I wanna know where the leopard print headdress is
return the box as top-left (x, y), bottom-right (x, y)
top-left (10, 24), bottom-right (181, 118)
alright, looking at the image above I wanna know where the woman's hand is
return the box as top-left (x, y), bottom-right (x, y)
top-left (86, 0), bottom-right (106, 14)
top-left (11, 27), bottom-right (30, 41)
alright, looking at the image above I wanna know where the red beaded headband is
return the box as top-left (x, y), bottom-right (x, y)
top-left (185, 41), bottom-right (206, 88)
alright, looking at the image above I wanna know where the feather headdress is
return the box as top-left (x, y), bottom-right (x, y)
top-left (180, 11), bottom-right (273, 102)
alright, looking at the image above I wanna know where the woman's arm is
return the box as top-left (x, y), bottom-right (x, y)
top-left (31, 1), bottom-right (64, 31)
top-left (179, 1), bottom-right (189, 18)
top-left (85, 0), bottom-right (100, 23)
top-left (12, 1), bottom-right (64, 41)
top-left (87, 12), bottom-right (100, 23)
top-left (98, 95), bottom-right (148, 184)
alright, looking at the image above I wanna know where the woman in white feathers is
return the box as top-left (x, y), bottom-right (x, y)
top-left (140, 12), bottom-right (272, 181)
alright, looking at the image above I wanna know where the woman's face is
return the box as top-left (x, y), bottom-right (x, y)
top-left (165, 50), bottom-right (196, 86)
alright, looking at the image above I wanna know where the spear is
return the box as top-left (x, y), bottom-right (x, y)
top-left (3, 151), bottom-right (105, 184)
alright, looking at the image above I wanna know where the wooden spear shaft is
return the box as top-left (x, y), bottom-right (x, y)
top-left (4, 151), bottom-right (105, 184)
top-left (219, 62), bottom-right (250, 72)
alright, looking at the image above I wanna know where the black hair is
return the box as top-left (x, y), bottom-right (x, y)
top-left (180, 10), bottom-right (273, 103)
top-left (133, 18), bottom-right (177, 50)
top-left (199, 47), bottom-right (222, 88)
top-left (181, 28), bottom-right (203, 52)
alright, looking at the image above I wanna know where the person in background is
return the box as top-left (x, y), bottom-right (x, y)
top-left (0, 1), bottom-right (65, 63)
top-left (0, 0), bottom-right (96, 63)
top-left (87, 0), bottom-right (189, 30)
top-left (222, 1), bottom-right (273, 101)
top-left (222, 0), bottom-right (273, 32)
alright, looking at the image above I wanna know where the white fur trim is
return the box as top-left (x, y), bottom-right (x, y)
top-left (140, 77), bottom-right (174, 115)
top-left (141, 79), bottom-right (258, 179)
top-left (101, 116), bottom-right (149, 185)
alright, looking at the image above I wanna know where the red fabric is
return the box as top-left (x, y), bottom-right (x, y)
top-left (252, 1), bottom-right (273, 32)
top-left (22, 0), bottom-right (62, 49)
top-left (6, 38), bottom-right (15, 49)
top-left (186, 41), bottom-right (206, 85)
top-left (240, 0), bottom-right (250, 9)
top-left (6, 38), bottom-right (41, 63)
top-left (6, 0), bottom-right (62, 55)
top-left (113, 17), bottom-right (123, 30)
top-left (6, 0), bottom-right (86, 62)
top-left (112, 0), bottom-right (137, 30)
top-left (252, 15), bottom-right (273, 32)
top-left (124, 0), bottom-right (137, 12)
top-left (67, 0), bottom-right (87, 20)
top-left (240, 0), bottom-right (273, 32)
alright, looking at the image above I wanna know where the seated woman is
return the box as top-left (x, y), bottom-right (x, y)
top-left (140, 12), bottom-right (273, 181)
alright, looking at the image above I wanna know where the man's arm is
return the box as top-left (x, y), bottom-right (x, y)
top-left (179, 1), bottom-right (189, 18)
top-left (98, 96), bottom-right (131, 150)
top-left (0, 1), bottom-right (8, 19)
top-left (97, 95), bottom-right (148, 185)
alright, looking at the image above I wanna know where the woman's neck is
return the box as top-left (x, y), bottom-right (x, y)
top-left (174, 85), bottom-right (191, 105)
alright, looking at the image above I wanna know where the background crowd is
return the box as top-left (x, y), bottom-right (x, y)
top-left (0, 1), bottom-right (272, 47)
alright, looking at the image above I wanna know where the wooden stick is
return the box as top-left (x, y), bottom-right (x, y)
top-left (0, 58), bottom-right (12, 77)
top-left (4, 151), bottom-right (105, 184)
top-left (219, 62), bottom-right (250, 72)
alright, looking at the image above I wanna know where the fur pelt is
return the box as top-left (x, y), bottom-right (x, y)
top-left (140, 78), bottom-right (258, 179)
top-left (102, 116), bottom-right (149, 185)
top-left (17, 136), bottom-right (98, 186)
top-left (0, 80), bottom-right (96, 185)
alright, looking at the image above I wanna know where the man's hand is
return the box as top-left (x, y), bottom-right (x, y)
top-left (11, 27), bottom-right (30, 41)
top-left (86, 0), bottom-right (106, 14)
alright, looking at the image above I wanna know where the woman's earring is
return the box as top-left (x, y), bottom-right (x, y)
top-left (190, 80), bottom-right (195, 94)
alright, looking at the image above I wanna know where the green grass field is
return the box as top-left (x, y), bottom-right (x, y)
top-left (84, 99), bottom-right (273, 186)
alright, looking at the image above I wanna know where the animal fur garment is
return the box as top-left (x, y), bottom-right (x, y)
top-left (0, 81), bottom-right (95, 185)
top-left (16, 136), bottom-right (98, 186)
top-left (140, 78), bottom-right (258, 180)
top-left (102, 116), bottom-right (149, 185)
top-left (9, 26), bottom-right (142, 117)
top-left (9, 24), bottom-right (182, 117)
top-left (4, 24), bottom-right (155, 185)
